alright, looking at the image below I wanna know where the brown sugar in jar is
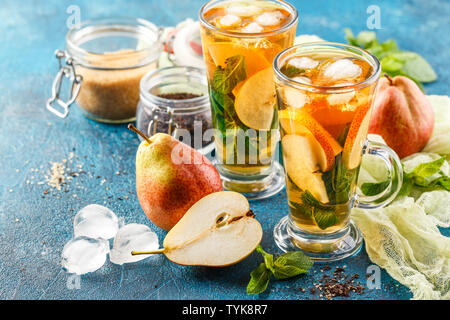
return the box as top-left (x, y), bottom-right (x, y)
top-left (47, 18), bottom-right (162, 123)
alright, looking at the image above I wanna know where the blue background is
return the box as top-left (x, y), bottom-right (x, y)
top-left (0, 0), bottom-right (448, 300)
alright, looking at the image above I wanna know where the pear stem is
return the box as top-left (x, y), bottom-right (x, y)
top-left (131, 248), bottom-right (166, 255)
top-left (384, 74), bottom-right (393, 85)
top-left (128, 123), bottom-right (152, 144)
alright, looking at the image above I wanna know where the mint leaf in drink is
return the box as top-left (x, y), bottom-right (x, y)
top-left (361, 180), bottom-right (390, 196)
top-left (213, 55), bottom-right (247, 94)
top-left (313, 208), bottom-right (339, 230)
top-left (289, 200), bottom-right (313, 217)
top-left (301, 191), bottom-right (339, 230)
top-left (301, 190), bottom-right (327, 209)
top-left (247, 263), bottom-right (271, 295)
top-left (280, 64), bottom-right (305, 78)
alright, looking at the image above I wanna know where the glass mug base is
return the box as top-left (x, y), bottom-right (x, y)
top-left (273, 215), bottom-right (363, 262)
top-left (213, 160), bottom-right (285, 201)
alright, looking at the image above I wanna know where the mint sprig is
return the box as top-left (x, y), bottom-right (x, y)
top-left (246, 246), bottom-right (313, 295)
top-left (344, 29), bottom-right (437, 91)
top-left (361, 157), bottom-right (450, 198)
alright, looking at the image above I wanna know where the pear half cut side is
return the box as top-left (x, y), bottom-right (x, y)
top-left (134, 191), bottom-right (263, 267)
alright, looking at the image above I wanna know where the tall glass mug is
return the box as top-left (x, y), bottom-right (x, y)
top-left (199, 0), bottom-right (298, 199)
top-left (273, 43), bottom-right (403, 261)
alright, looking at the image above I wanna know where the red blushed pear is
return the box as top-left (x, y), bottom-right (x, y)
top-left (369, 75), bottom-right (434, 158)
top-left (128, 125), bottom-right (222, 231)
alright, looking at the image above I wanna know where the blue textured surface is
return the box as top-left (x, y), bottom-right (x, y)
top-left (0, 0), bottom-right (448, 300)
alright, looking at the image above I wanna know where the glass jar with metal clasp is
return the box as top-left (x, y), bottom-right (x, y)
top-left (47, 17), bottom-right (163, 123)
top-left (136, 66), bottom-right (214, 155)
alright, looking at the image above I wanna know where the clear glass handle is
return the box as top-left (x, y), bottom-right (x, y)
top-left (355, 140), bottom-right (403, 209)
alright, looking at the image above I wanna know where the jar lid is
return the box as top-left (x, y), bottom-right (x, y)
top-left (66, 17), bottom-right (163, 70)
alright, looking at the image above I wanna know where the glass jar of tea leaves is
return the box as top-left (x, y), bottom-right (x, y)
top-left (136, 66), bottom-right (214, 155)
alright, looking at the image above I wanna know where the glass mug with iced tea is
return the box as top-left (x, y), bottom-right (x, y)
top-left (199, 0), bottom-right (298, 199)
top-left (273, 43), bottom-right (403, 261)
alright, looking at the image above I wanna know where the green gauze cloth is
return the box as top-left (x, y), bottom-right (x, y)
top-left (352, 95), bottom-right (450, 300)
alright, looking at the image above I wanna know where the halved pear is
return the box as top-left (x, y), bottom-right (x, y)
top-left (132, 191), bottom-right (263, 267)
top-left (282, 135), bottom-right (330, 203)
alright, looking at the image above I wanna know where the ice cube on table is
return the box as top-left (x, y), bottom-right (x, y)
top-left (288, 57), bottom-right (319, 70)
top-left (73, 204), bottom-right (119, 240)
top-left (226, 4), bottom-right (262, 17)
top-left (242, 22), bottom-right (264, 33)
top-left (219, 14), bottom-right (241, 27)
top-left (255, 10), bottom-right (284, 26)
top-left (323, 59), bottom-right (362, 81)
top-left (110, 223), bottom-right (159, 265)
top-left (61, 236), bottom-right (109, 275)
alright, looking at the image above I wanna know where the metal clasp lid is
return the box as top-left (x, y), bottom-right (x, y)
top-left (46, 50), bottom-right (83, 118)
top-left (147, 106), bottom-right (179, 137)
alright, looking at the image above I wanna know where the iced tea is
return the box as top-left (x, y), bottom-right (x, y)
top-left (199, 0), bottom-right (297, 191)
top-left (276, 46), bottom-right (378, 233)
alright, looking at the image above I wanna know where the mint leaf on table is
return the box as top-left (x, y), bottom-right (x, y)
top-left (437, 177), bottom-right (450, 191)
top-left (247, 246), bottom-right (314, 295)
top-left (256, 246), bottom-right (274, 273)
top-left (412, 157), bottom-right (445, 178)
top-left (362, 157), bottom-right (449, 198)
top-left (247, 263), bottom-right (271, 295)
top-left (400, 53), bottom-right (437, 83)
top-left (344, 29), bottom-right (437, 90)
top-left (272, 251), bottom-right (313, 279)
top-left (398, 174), bottom-right (414, 197)
top-left (355, 31), bottom-right (377, 48)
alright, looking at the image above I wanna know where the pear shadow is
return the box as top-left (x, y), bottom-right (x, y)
top-left (188, 250), bottom-right (261, 288)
